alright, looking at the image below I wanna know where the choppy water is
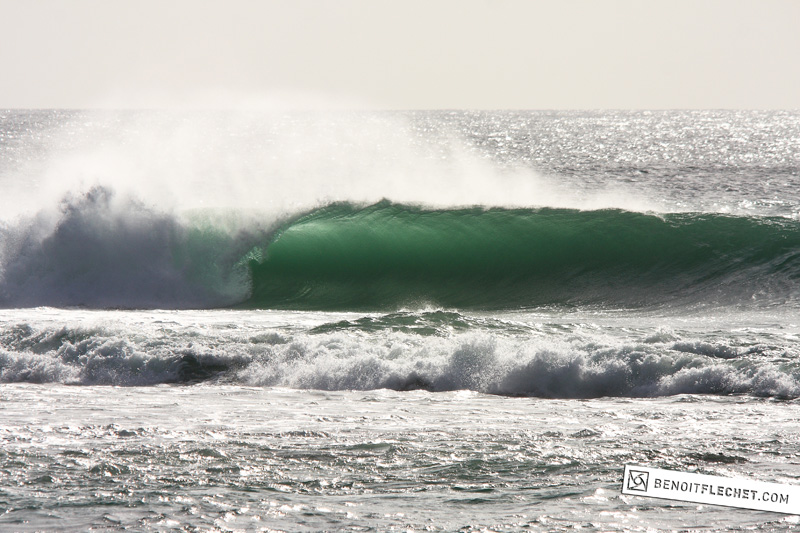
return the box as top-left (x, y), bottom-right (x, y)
top-left (1, 110), bottom-right (799, 531)
top-left (3, 383), bottom-right (800, 531)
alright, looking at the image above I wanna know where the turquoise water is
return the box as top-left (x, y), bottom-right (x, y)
top-left (248, 202), bottom-right (800, 310)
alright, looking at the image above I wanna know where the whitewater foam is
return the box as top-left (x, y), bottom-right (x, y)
top-left (2, 309), bottom-right (798, 398)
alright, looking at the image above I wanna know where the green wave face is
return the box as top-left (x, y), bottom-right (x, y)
top-left (246, 202), bottom-right (800, 310)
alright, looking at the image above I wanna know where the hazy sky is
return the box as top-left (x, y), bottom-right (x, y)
top-left (1, 0), bottom-right (798, 109)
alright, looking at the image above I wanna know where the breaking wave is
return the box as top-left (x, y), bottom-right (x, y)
top-left (1, 192), bottom-right (799, 310)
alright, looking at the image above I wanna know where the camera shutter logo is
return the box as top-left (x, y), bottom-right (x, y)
top-left (626, 469), bottom-right (649, 492)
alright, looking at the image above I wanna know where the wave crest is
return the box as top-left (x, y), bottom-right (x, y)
top-left (2, 196), bottom-right (799, 310)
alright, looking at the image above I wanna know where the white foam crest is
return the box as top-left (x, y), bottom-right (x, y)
top-left (186, 330), bottom-right (800, 398)
top-left (0, 322), bottom-right (252, 385)
top-left (656, 364), bottom-right (800, 398)
top-left (0, 348), bottom-right (81, 384)
top-left (219, 332), bottom-right (800, 399)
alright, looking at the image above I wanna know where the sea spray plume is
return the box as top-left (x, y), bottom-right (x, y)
top-left (0, 110), bottom-right (659, 222)
top-left (0, 186), bottom-right (272, 308)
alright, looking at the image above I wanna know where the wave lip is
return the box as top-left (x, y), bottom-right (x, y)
top-left (246, 201), bottom-right (800, 311)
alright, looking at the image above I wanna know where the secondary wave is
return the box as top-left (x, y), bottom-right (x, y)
top-left (246, 201), bottom-right (800, 310)
top-left (1, 312), bottom-right (798, 398)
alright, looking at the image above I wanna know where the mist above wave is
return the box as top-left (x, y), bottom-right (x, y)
top-left (0, 110), bottom-right (661, 221)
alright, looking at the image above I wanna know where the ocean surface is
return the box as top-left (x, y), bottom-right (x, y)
top-left (1, 109), bottom-right (799, 531)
